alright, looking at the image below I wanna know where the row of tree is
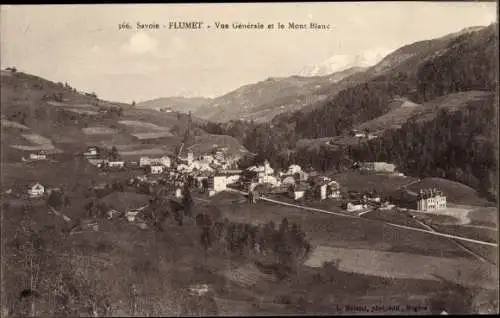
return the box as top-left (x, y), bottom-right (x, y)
top-left (195, 212), bottom-right (311, 277)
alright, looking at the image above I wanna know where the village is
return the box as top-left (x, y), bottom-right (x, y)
top-left (16, 143), bottom-right (449, 226)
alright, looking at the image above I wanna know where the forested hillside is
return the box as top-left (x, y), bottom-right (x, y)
top-left (348, 94), bottom-right (498, 201)
top-left (201, 24), bottom-right (498, 202)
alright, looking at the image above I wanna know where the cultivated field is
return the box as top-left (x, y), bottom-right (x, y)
top-left (356, 98), bottom-right (422, 134)
top-left (304, 246), bottom-right (497, 290)
top-left (188, 134), bottom-right (249, 157)
top-left (221, 263), bottom-right (277, 288)
top-left (46, 101), bottom-right (95, 109)
top-left (210, 198), bottom-right (483, 259)
top-left (1, 119), bottom-right (30, 130)
top-left (118, 120), bottom-right (170, 131)
top-left (132, 131), bottom-right (174, 139)
top-left (82, 126), bottom-right (118, 135)
top-left (46, 101), bottom-right (68, 107)
top-left (98, 192), bottom-right (151, 212)
top-left (120, 148), bottom-right (173, 157)
top-left (11, 133), bottom-right (60, 152)
top-left (331, 171), bottom-right (418, 196)
top-left (62, 108), bottom-right (99, 115)
top-left (409, 206), bottom-right (472, 225)
top-left (467, 206), bottom-right (498, 227)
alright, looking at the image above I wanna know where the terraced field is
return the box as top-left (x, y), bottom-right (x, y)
top-left (11, 133), bottom-right (61, 152)
top-left (118, 120), bottom-right (170, 131)
top-left (82, 126), bottom-right (118, 135)
top-left (1, 119), bottom-right (30, 130)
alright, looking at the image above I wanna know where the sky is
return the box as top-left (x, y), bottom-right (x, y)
top-left (1, 2), bottom-right (497, 103)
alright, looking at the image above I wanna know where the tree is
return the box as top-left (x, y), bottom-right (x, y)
top-left (110, 146), bottom-right (120, 161)
top-left (279, 217), bottom-right (289, 236)
top-left (183, 112), bottom-right (195, 147)
top-left (198, 213), bottom-right (214, 253)
top-left (201, 179), bottom-right (209, 193)
top-left (47, 190), bottom-right (63, 210)
top-left (182, 184), bottom-right (194, 217)
top-left (131, 100), bottom-right (136, 107)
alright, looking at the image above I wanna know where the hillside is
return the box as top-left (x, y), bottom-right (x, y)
top-left (137, 96), bottom-right (212, 114)
top-left (274, 23), bottom-right (497, 139)
top-left (197, 67), bottom-right (366, 122)
top-left (0, 70), bottom-right (247, 164)
top-left (350, 91), bottom-right (497, 201)
top-left (324, 90), bottom-right (493, 148)
top-left (405, 178), bottom-right (491, 206)
top-left (201, 24), bottom-right (497, 202)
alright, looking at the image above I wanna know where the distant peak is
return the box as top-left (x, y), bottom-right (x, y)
top-left (297, 47), bottom-right (393, 77)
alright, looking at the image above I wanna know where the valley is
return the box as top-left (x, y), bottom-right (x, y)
top-left (1, 7), bottom-right (498, 317)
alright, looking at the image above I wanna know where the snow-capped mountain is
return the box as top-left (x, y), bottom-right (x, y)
top-left (298, 47), bottom-right (394, 77)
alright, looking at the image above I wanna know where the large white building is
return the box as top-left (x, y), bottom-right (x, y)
top-left (208, 175), bottom-right (227, 193)
top-left (327, 181), bottom-right (341, 199)
top-left (416, 188), bottom-right (447, 211)
top-left (150, 165), bottom-right (164, 175)
top-left (107, 161), bottom-right (125, 168)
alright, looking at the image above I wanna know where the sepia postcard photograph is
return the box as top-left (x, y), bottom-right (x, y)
top-left (0, 2), bottom-right (498, 316)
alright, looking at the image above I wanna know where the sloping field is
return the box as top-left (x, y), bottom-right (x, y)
top-left (1, 119), bottom-right (30, 130)
top-left (411, 91), bottom-right (493, 123)
top-left (72, 103), bottom-right (95, 108)
top-left (132, 131), bottom-right (174, 139)
top-left (213, 297), bottom-right (254, 316)
top-left (21, 133), bottom-right (52, 145)
top-left (118, 120), bottom-right (169, 131)
top-left (467, 207), bottom-right (498, 227)
top-left (46, 101), bottom-right (67, 107)
top-left (120, 148), bottom-right (174, 157)
top-left (46, 101), bottom-right (96, 109)
top-left (1, 157), bottom-right (100, 190)
top-left (98, 192), bottom-right (151, 212)
top-left (406, 177), bottom-right (489, 206)
top-left (62, 108), bottom-right (99, 115)
top-left (118, 120), bottom-right (174, 140)
top-left (187, 134), bottom-right (249, 157)
top-left (430, 224), bottom-right (497, 245)
top-left (11, 133), bottom-right (59, 152)
top-left (221, 263), bottom-right (277, 288)
top-left (96, 135), bottom-right (143, 149)
top-left (331, 171), bottom-right (417, 196)
top-left (357, 98), bottom-right (422, 133)
top-left (82, 126), bottom-right (118, 135)
top-left (305, 246), bottom-right (497, 290)
top-left (213, 200), bottom-right (478, 259)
